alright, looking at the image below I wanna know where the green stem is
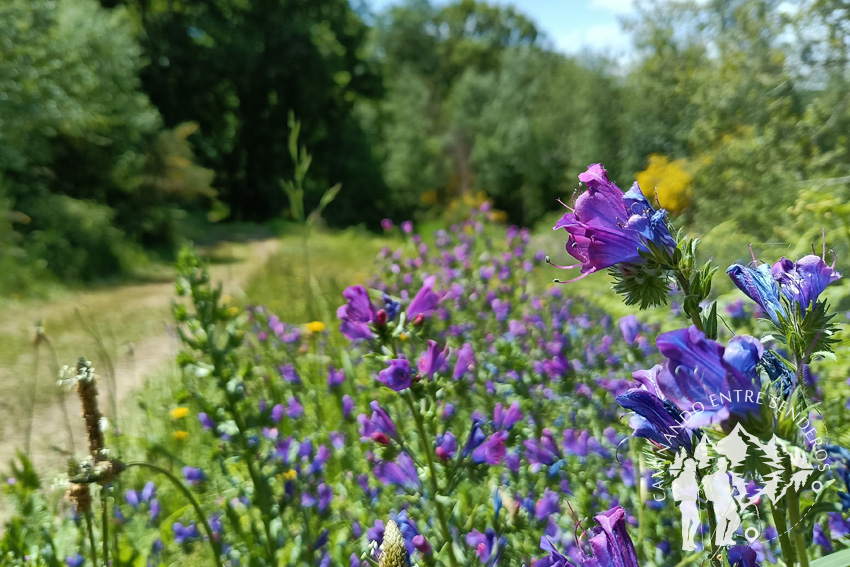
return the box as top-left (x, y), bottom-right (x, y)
top-left (788, 488), bottom-right (809, 567)
top-left (125, 462), bottom-right (224, 567)
top-left (771, 502), bottom-right (795, 566)
top-left (101, 490), bottom-right (109, 567)
top-left (84, 509), bottom-right (98, 567)
top-left (404, 392), bottom-right (459, 567)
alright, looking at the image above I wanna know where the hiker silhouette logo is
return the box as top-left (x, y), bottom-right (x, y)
top-left (669, 423), bottom-right (816, 551)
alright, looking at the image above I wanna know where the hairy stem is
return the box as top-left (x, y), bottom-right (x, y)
top-left (771, 502), bottom-right (795, 567)
top-left (788, 488), bottom-right (809, 567)
top-left (404, 393), bottom-right (459, 567)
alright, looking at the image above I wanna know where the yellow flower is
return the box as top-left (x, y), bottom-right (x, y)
top-left (305, 321), bottom-right (326, 333)
top-left (399, 332), bottom-right (408, 342)
top-left (636, 154), bottom-right (693, 215)
top-left (282, 469), bottom-right (297, 481)
top-left (173, 430), bottom-right (189, 442)
top-left (227, 306), bottom-right (239, 318)
top-left (171, 407), bottom-right (190, 419)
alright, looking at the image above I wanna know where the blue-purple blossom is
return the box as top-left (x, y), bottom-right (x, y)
top-left (655, 326), bottom-right (764, 427)
top-left (337, 285), bottom-right (377, 340)
top-left (771, 254), bottom-right (840, 310)
top-left (535, 489), bottom-right (560, 521)
top-left (493, 401), bottom-right (522, 430)
top-left (66, 555), bottom-right (84, 567)
top-left (279, 363), bottom-right (300, 384)
top-left (466, 528), bottom-right (505, 566)
top-left (572, 506), bottom-right (639, 567)
top-left (358, 401), bottom-right (398, 444)
top-left (378, 358), bottom-right (413, 391)
top-left (552, 164), bottom-right (675, 282)
top-left (616, 387), bottom-right (694, 453)
top-left (523, 429), bottom-right (562, 471)
top-left (727, 262), bottom-right (786, 325)
top-left (417, 340), bottom-right (448, 378)
top-left (182, 467), bottom-right (205, 485)
top-left (619, 315), bottom-right (640, 346)
top-left (406, 276), bottom-right (442, 320)
top-left (435, 432), bottom-right (457, 461)
top-left (327, 365), bottom-right (345, 388)
top-left (198, 412), bottom-right (216, 430)
top-left (462, 418), bottom-right (487, 458)
top-left (472, 431), bottom-right (508, 465)
top-left (342, 395), bottom-right (355, 419)
top-left (453, 343), bottom-right (476, 380)
top-left (173, 521), bottom-right (200, 544)
top-left (373, 452), bottom-right (420, 490)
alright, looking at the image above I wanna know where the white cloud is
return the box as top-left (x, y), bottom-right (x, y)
top-left (588, 0), bottom-right (635, 14)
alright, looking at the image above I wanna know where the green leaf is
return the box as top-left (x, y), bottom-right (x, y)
top-left (810, 549), bottom-right (850, 567)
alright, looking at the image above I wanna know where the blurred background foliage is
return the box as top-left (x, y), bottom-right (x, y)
top-left (5, 0), bottom-right (850, 294)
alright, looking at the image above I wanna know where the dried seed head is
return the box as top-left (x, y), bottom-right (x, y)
top-left (378, 519), bottom-right (408, 567)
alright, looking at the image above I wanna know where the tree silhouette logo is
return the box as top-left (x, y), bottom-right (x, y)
top-left (669, 423), bottom-right (816, 551)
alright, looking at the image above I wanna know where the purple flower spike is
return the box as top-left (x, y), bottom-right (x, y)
top-left (378, 358), bottom-right (413, 391)
top-left (552, 164), bottom-right (675, 282)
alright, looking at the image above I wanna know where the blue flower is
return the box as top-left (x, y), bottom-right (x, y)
top-left (616, 388), bottom-right (694, 453)
top-left (654, 326), bottom-right (763, 427)
top-left (771, 254), bottom-right (840, 310)
top-left (727, 262), bottom-right (786, 325)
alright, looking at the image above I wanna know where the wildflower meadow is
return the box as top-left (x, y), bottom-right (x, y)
top-left (3, 164), bottom-right (850, 567)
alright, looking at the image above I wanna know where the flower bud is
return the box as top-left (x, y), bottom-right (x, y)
top-left (370, 432), bottom-right (390, 446)
top-left (412, 534), bottom-right (432, 555)
top-left (375, 309), bottom-right (388, 327)
top-left (412, 313), bottom-right (425, 327)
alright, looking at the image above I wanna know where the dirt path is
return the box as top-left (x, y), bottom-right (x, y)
top-left (0, 238), bottom-right (279, 480)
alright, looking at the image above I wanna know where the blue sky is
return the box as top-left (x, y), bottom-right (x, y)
top-left (365, 0), bottom-right (637, 55)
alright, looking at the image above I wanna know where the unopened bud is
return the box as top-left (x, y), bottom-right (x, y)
top-left (370, 432), bottom-right (390, 446)
top-left (412, 534), bottom-right (432, 555)
top-left (412, 313), bottom-right (425, 327)
top-left (376, 309), bottom-right (388, 327)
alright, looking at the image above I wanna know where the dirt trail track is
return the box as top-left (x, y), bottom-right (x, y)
top-left (0, 238), bottom-right (278, 480)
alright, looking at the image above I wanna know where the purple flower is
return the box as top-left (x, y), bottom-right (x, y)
top-left (373, 452), bottom-right (420, 489)
top-left (381, 218), bottom-right (393, 231)
top-left (149, 499), bottom-right (160, 521)
top-left (342, 395), bottom-right (355, 419)
top-left (417, 340), bottom-right (448, 379)
top-left (453, 343), bottom-right (476, 380)
top-left (462, 418), bottom-right (487, 458)
top-left (771, 254), bottom-right (840, 310)
top-left (198, 412), bottom-right (216, 430)
top-left (814, 524), bottom-right (833, 552)
top-left (407, 276), bottom-right (442, 320)
top-left (535, 489), bottom-right (560, 521)
top-left (655, 326), bottom-right (764, 427)
top-left (125, 489), bottom-right (140, 508)
top-left (524, 429), bottom-right (562, 470)
top-left (141, 481), bottom-right (156, 503)
top-left (493, 401), bottom-right (522, 430)
top-left (378, 358), bottom-right (412, 391)
top-left (327, 365), bottom-right (346, 388)
top-left (401, 220), bottom-right (413, 234)
top-left (271, 403), bottom-right (285, 422)
top-left (287, 396), bottom-right (304, 418)
top-left (66, 555), bottom-right (84, 567)
top-left (436, 432), bottom-right (457, 461)
top-left (616, 388), bottom-right (694, 453)
top-left (280, 363), bottom-right (300, 384)
top-left (173, 521), bottom-right (200, 544)
top-left (578, 506), bottom-right (639, 567)
top-left (472, 431), bottom-right (508, 465)
top-left (318, 483), bottom-right (333, 513)
top-left (728, 546), bottom-right (759, 567)
top-left (337, 285), bottom-right (376, 340)
top-left (619, 315), bottom-right (640, 346)
top-left (182, 467), bottom-right (206, 485)
top-left (551, 164), bottom-right (675, 282)
top-left (727, 262), bottom-right (786, 325)
top-left (358, 401), bottom-right (398, 444)
top-left (465, 529), bottom-right (505, 566)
